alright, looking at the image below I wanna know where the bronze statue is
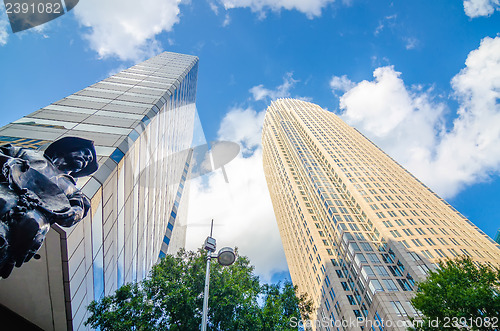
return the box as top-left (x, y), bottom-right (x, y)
top-left (0, 137), bottom-right (98, 278)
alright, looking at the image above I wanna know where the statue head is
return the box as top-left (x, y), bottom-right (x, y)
top-left (44, 137), bottom-right (98, 177)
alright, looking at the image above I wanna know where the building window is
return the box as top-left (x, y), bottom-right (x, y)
top-left (369, 279), bottom-right (384, 294)
top-left (390, 301), bottom-right (408, 316)
top-left (383, 279), bottom-right (398, 291)
top-left (374, 266), bottom-right (389, 276)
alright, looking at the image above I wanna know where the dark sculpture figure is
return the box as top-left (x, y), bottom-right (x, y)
top-left (0, 137), bottom-right (98, 278)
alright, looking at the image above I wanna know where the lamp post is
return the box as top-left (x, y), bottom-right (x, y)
top-left (201, 220), bottom-right (236, 331)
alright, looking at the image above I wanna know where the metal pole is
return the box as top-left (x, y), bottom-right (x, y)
top-left (201, 253), bottom-right (211, 331)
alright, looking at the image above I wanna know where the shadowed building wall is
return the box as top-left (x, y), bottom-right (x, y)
top-left (0, 52), bottom-right (198, 330)
top-left (262, 99), bottom-right (500, 330)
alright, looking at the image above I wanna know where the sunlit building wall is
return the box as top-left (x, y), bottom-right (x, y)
top-left (262, 99), bottom-right (500, 330)
top-left (0, 52), bottom-right (198, 330)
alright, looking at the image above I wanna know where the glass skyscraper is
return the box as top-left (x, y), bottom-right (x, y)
top-left (262, 99), bottom-right (500, 330)
top-left (0, 52), bottom-right (199, 330)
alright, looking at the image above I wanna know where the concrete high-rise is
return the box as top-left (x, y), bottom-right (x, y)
top-left (262, 99), bottom-right (500, 330)
top-left (0, 52), bottom-right (199, 330)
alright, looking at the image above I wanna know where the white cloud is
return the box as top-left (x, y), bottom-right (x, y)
top-left (209, 0), bottom-right (219, 14)
top-left (437, 36), bottom-right (500, 195)
top-left (220, 0), bottom-right (336, 18)
top-left (217, 107), bottom-right (265, 153)
top-left (250, 72), bottom-right (297, 101)
top-left (404, 37), bottom-right (418, 50)
top-left (374, 14), bottom-right (397, 36)
top-left (223, 13), bottom-right (231, 26)
top-left (0, 12), bottom-right (10, 46)
top-left (373, 15), bottom-right (418, 51)
top-left (336, 36), bottom-right (500, 198)
top-left (74, 0), bottom-right (182, 61)
top-left (463, 0), bottom-right (500, 18)
top-left (374, 23), bottom-right (384, 36)
top-left (330, 74), bottom-right (355, 94)
top-left (340, 66), bottom-right (445, 138)
top-left (185, 108), bottom-right (287, 283)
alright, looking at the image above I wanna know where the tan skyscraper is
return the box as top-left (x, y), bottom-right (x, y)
top-left (262, 99), bottom-right (500, 330)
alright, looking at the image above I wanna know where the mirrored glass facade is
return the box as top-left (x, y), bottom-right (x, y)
top-left (0, 52), bottom-right (199, 330)
top-left (262, 99), bottom-right (500, 331)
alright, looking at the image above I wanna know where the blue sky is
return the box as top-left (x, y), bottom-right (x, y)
top-left (1, 0), bottom-right (499, 282)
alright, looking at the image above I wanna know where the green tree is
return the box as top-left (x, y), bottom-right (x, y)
top-left (409, 256), bottom-right (500, 331)
top-left (85, 248), bottom-right (312, 330)
top-left (261, 282), bottom-right (313, 330)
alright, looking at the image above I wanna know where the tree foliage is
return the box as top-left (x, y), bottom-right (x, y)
top-left (409, 256), bottom-right (500, 331)
top-left (260, 282), bottom-right (313, 330)
top-left (85, 248), bottom-right (312, 330)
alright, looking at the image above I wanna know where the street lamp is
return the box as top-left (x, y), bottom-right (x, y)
top-left (201, 220), bottom-right (236, 331)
